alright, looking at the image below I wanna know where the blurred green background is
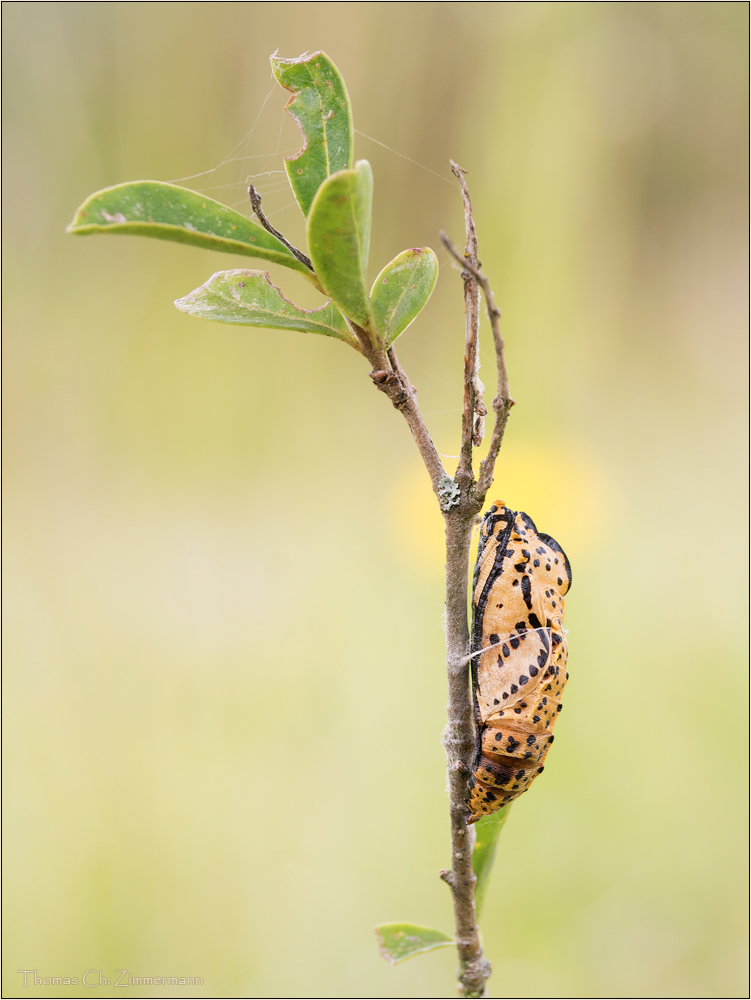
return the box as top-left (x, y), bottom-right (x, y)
top-left (3, 3), bottom-right (747, 997)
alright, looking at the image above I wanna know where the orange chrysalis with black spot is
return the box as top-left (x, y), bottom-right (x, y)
top-left (467, 501), bottom-right (572, 823)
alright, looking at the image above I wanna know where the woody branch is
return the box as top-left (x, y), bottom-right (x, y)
top-left (369, 162), bottom-right (512, 997)
top-left (442, 164), bottom-right (514, 997)
top-left (343, 161), bottom-right (510, 998)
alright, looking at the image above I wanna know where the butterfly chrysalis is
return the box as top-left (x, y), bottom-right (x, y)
top-left (467, 501), bottom-right (572, 823)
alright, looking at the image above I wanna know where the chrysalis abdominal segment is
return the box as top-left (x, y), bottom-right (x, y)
top-left (467, 501), bottom-right (572, 823)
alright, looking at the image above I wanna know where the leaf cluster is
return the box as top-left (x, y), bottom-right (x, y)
top-left (67, 52), bottom-right (438, 355)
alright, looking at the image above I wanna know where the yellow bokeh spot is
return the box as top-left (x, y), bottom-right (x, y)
top-left (391, 441), bottom-right (611, 572)
top-left (491, 441), bottom-right (611, 558)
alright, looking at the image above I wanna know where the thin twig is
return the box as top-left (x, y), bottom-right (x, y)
top-left (358, 329), bottom-right (446, 495)
top-left (247, 185), bottom-right (314, 271)
top-left (440, 231), bottom-right (514, 499)
top-left (386, 347), bottom-right (447, 494)
top-left (451, 162), bottom-right (484, 488)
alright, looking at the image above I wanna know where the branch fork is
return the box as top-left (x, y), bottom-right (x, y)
top-left (364, 162), bottom-right (512, 998)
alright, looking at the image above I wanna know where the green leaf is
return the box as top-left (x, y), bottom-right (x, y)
top-left (374, 923), bottom-right (453, 965)
top-left (307, 160), bottom-right (376, 341)
top-left (174, 270), bottom-right (360, 350)
top-left (370, 247), bottom-right (438, 347)
top-left (67, 181), bottom-right (317, 284)
top-left (472, 805), bottom-right (511, 917)
top-left (271, 51), bottom-right (354, 218)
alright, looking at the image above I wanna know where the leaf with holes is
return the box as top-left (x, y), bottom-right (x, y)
top-left (307, 160), bottom-right (375, 341)
top-left (375, 923), bottom-right (453, 965)
top-left (67, 181), bottom-right (319, 286)
top-left (174, 269), bottom-right (360, 349)
top-left (271, 51), bottom-right (353, 218)
top-left (370, 247), bottom-right (438, 347)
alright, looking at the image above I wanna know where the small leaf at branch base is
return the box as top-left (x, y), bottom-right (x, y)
top-left (67, 181), bottom-right (316, 283)
top-left (472, 804), bottom-right (511, 917)
top-left (370, 247), bottom-right (439, 347)
top-left (174, 269), bottom-right (361, 350)
top-left (374, 923), bottom-right (453, 965)
top-left (271, 51), bottom-right (354, 218)
top-left (308, 160), bottom-right (376, 340)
